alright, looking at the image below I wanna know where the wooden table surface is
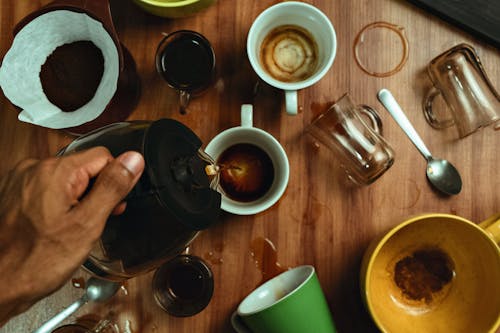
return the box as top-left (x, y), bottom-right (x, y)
top-left (1, 0), bottom-right (499, 332)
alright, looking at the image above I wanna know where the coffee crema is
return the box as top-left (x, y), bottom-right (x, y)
top-left (260, 25), bottom-right (318, 82)
top-left (218, 143), bottom-right (274, 202)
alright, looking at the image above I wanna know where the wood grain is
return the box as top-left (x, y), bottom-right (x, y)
top-left (1, 0), bottom-right (499, 332)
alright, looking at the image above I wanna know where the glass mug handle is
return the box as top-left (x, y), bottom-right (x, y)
top-left (179, 90), bottom-right (191, 115)
top-left (423, 86), bottom-right (455, 129)
top-left (359, 104), bottom-right (383, 134)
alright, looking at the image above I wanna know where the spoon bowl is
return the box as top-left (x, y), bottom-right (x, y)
top-left (377, 89), bottom-right (462, 195)
top-left (85, 277), bottom-right (121, 302)
top-left (426, 158), bottom-right (462, 195)
top-left (33, 277), bottom-right (121, 333)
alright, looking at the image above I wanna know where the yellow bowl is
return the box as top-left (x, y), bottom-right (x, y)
top-left (132, 0), bottom-right (217, 18)
top-left (360, 213), bottom-right (500, 333)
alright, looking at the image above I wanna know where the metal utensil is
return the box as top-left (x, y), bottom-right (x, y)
top-left (377, 89), bottom-right (462, 195)
top-left (33, 277), bottom-right (121, 333)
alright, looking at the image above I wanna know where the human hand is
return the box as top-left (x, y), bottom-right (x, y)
top-left (0, 147), bottom-right (145, 325)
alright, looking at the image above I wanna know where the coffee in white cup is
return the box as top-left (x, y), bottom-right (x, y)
top-left (247, 1), bottom-right (336, 115)
top-left (205, 104), bottom-right (289, 215)
top-left (260, 24), bottom-right (319, 83)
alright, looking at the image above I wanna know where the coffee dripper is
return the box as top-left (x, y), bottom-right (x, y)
top-left (10, 0), bottom-right (140, 134)
top-left (58, 119), bottom-right (221, 281)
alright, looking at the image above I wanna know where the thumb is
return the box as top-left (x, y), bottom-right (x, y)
top-left (75, 151), bottom-right (145, 231)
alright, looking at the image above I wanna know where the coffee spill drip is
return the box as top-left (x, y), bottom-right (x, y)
top-left (204, 251), bottom-right (224, 264)
top-left (203, 241), bottom-right (225, 265)
top-left (250, 237), bottom-right (287, 285)
top-left (71, 277), bottom-right (86, 289)
top-left (394, 248), bottom-right (454, 303)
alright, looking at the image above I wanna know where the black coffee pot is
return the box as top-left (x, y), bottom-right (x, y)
top-left (59, 119), bottom-right (221, 280)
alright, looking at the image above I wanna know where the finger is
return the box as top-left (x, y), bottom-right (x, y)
top-left (111, 201), bottom-right (127, 215)
top-left (13, 158), bottom-right (39, 174)
top-left (0, 158), bottom-right (38, 192)
top-left (73, 151), bottom-right (144, 233)
top-left (60, 147), bottom-right (114, 202)
top-left (64, 147), bottom-right (114, 177)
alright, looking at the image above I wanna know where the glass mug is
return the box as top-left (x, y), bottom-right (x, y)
top-left (152, 255), bottom-right (214, 317)
top-left (51, 316), bottom-right (118, 333)
top-left (155, 30), bottom-right (216, 114)
top-left (307, 94), bottom-right (395, 185)
top-left (423, 43), bottom-right (500, 138)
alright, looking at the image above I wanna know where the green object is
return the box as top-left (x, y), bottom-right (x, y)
top-left (235, 266), bottom-right (336, 333)
top-left (131, 0), bottom-right (217, 18)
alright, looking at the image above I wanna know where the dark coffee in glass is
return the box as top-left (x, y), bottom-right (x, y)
top-left (153, 255), bottom-right (214, 317)
top-left (155, 30), bottom-right (215, 114)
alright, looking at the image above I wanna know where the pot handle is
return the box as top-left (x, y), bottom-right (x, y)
top-left (358, 104), bottom-right (383, 135)
top-left (478, 213), bottom-right (500, 244)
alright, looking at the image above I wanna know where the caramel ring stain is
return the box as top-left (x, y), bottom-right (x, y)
top-left (353, 21), bottom-right (409, 77)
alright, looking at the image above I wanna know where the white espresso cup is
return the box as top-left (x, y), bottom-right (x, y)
top-left (205, 104), bottom-right (289, 215)
top-left (247, 1), bottom-right (337, 115)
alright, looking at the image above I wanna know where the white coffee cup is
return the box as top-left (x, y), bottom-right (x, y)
top-left (205, 104), bottom-right (289, 215)
top-left (247, 1), bottom-right (337, 115)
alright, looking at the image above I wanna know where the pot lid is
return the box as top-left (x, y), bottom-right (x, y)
top-left (144, 119), bottom-right (221, 230)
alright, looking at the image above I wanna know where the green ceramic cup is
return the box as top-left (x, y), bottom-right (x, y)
top-left (231, 266), bottom-right (337, 333)
top-left (132, 0), bottom-right (217, 18)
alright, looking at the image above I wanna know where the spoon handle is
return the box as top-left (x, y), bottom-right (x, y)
top-left (32, 295), bottom-right (89, 333)
top-left (377, 89), bottom-right (433, 160)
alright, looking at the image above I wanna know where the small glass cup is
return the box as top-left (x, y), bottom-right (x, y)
top-left (155, 30), bottom-right (216, 114)
top-left (152, 255), bottom-right (214, 317)
top-left (307, 93), bottom-right (395, 185)
top-left (423, 43), bottom-right (500, 138)
top-left (51, 316), bottom-right (118, 333)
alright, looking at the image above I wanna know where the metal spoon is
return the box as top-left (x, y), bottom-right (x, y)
top-left (33, 277), bottom-right (121, 333)
top-left (377, 89), bottom-right (462, 195)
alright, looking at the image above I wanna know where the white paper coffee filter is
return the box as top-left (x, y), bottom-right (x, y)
top-left (0, 10), bottom-right (119, 129)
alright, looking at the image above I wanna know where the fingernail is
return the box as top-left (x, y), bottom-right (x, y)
top-left (118, 151), bottom-right (145, 176)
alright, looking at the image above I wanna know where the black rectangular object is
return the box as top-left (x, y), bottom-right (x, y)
top-left (407, 0), bottom-right (500, 49)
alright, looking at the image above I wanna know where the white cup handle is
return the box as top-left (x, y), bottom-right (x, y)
top-left (241, 104), bottom-right (254, 127)
top-left (231, 312), bottom-right (252, 333)
top-left (285, 90), bottom-right (298, 115)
